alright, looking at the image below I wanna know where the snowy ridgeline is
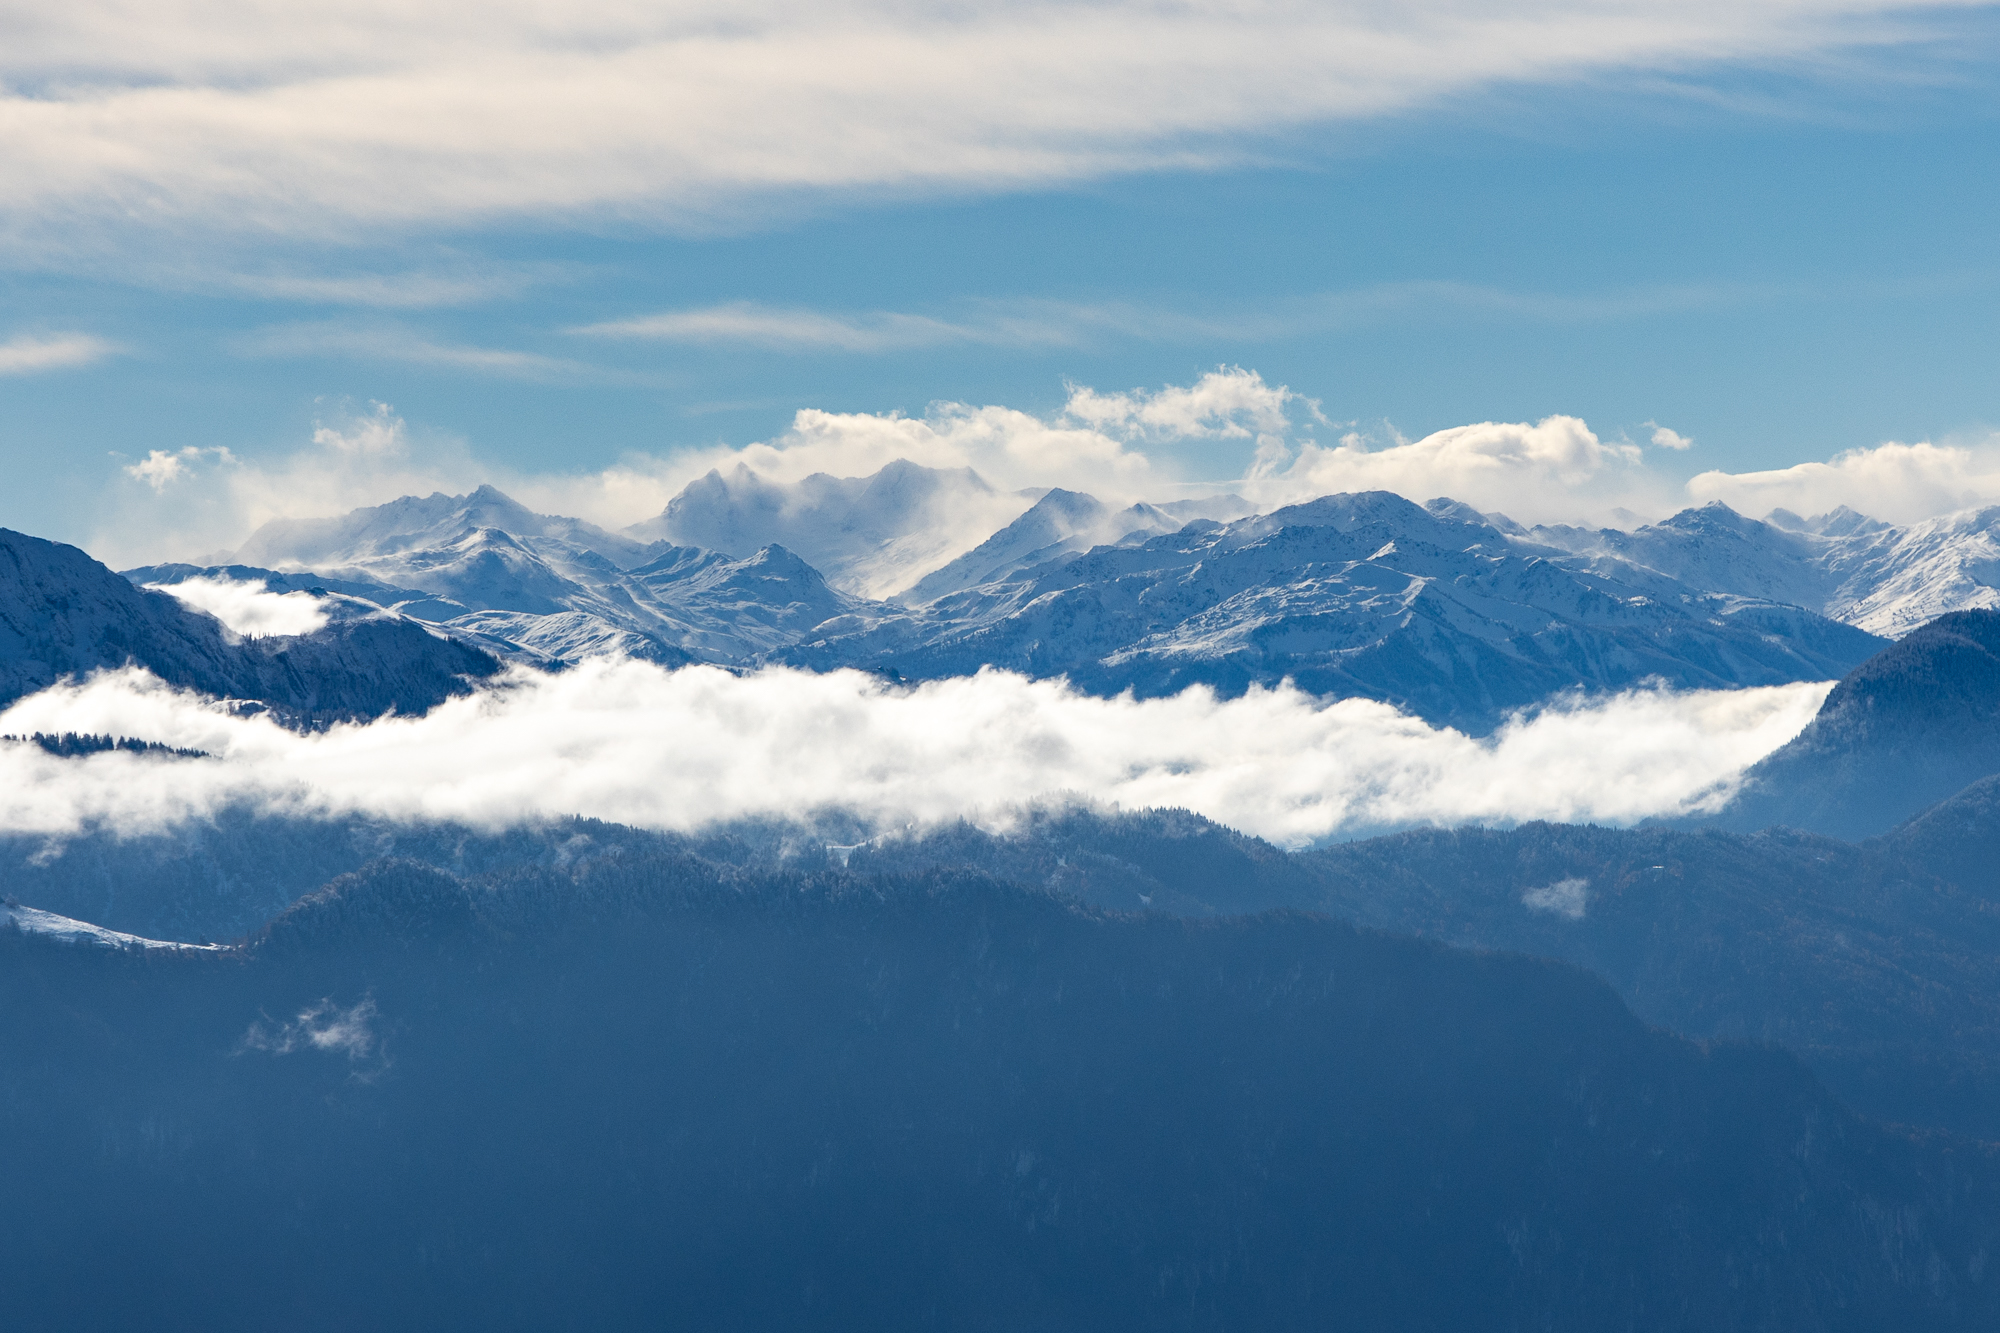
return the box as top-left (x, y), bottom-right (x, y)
top-left (2, 455), bottom-right (1992, 733)
top-left (2, 899), bottom-right (222, 951)
top-left (112, 463), bottom-right (1967, 732)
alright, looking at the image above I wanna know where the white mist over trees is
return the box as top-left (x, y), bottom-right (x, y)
top-left (0, 661), bottom-right (1827, 846)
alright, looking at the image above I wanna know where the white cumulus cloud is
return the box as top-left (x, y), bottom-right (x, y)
top-left (1688, 437), bottom-right (2000, 526)
top-left (1246, 414), bottom-right (1673, 527)
top-left (145, 575), bottom-right (331, 638)
top-left (86, 365), bottom-right (2000, 571)
top-left (122, 445), bottom-right (236, 492)
top-left (0, 661), bottom-right (1828, 849)
top-left (95, 402), bottom-right (487, 567)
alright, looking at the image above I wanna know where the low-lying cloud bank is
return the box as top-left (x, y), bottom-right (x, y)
top-left (0, 661), bottom-right (1829, 848)
top-left (145, 575), bottom-right (331, 638)
top-left (97, 366), bottom-right (2000, 569)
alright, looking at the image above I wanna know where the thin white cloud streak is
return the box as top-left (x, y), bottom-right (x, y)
top-left (221, 268), bottom-right (544, 309)
top-left (0, 332), bottom-right (116, 374)
top-left (573, 282), bottom-right (1787, 355)
top-left (234, 321), bottom-right (622, 383)
top-left (144, 575), bottom-right (330, 638)
top-left (0, 663), bottom-right (1830, 848)
top-left (0, 2), bottom-right (1984, 245)
top-left (574, 303), bottom-right (1011, 353)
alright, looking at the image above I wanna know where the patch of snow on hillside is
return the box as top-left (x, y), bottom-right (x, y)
top-left (2, 900), bottom-right (224, 950)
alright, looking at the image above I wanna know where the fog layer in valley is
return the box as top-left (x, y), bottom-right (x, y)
top-left (0, 661), bottom-right (1830, 847)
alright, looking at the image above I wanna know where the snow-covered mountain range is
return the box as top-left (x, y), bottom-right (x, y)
top-left (20, 454), bottom-right (1993, 731)
top-left (779, 491), bottom-right (1881, 729)
top-left (1527, 501), bottom-right (2000, 638)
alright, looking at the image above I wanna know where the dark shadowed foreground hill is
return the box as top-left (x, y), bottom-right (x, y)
top-left (22, 796), bottom-right (2000, 1142)
top-left (7, 855), bottom-right (2000, 1332)
top-left (847, 805), bottom-right (2000, 1140)
top-left (1710, 609), bottom-right (2000, 839)
top-left (0, 527), bottom-right (500, 723)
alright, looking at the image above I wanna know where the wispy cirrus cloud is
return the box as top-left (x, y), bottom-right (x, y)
top-left (0, 332), bottom-right (118, 374)
top-left (233, 320), bottom-right (634, 384)
top-left (571, 280), bottom-right (1781, 355)
top-left (217, 266), bottom-right (553, 309)
top-left (0, 1), bottom-right (1987, 252)
top-left (573, 303), bottom-right (1048, 353)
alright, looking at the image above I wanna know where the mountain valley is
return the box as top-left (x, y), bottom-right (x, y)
top-left (15, 463), bottom-right (2000, 1329)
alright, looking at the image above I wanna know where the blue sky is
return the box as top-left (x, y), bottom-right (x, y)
top-left (3, 1), bottom-right (1997, 561)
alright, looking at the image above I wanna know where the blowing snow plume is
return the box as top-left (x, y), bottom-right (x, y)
top-left (0, 662), bottom-right (1829, 847)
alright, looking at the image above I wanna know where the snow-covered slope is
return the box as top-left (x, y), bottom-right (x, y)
top-left (193, 485), bottom-right (879, 666)
top-left (101, 465), bottom-right (2000, 732)
top-left (1815, 507), bottom-right (2000, 637)
top-left (901, 489), bottom-right (1253, 604)
top-left (781, 492), bottom-right (1884, 731)
top-left (1527, 500), bottom-right (2000, 639)
top-left (4, 528), bottom-right (503, 721)
top-left (238, 483), bottom-right (657, 571)
top-left (107, 476), bottom-right (1911, 730)
top-left (628, 460), bottom-right (1040, 599)
top-left (3, 527), bottom-right (246, 706)
top-left (1527, 502), bottom-right (1840, 611)
top-left (1, 899), bottom-right (224, 951)
top-left (187, 471), bottom-right (1257, 669)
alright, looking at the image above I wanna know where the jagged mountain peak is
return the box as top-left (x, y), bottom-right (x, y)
top-left (896, 486), bottom-right (1253, 605)
top-left (1766, 503), bottom-right (1889, 538)
top-left (234, 483), bottom-right (655, 571)
top-left (1659, 498), bottom-right (1757, 530)
top-left (633, 458), bottom-right (1038, 600)
top-left (1228, 490), bottom-right (1505, 552)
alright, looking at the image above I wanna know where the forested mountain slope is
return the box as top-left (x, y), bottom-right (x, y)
top-left (1711, 609), bottom-right (2000, 838)
top-left (8, 855), bottom-right (1999, 1331)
